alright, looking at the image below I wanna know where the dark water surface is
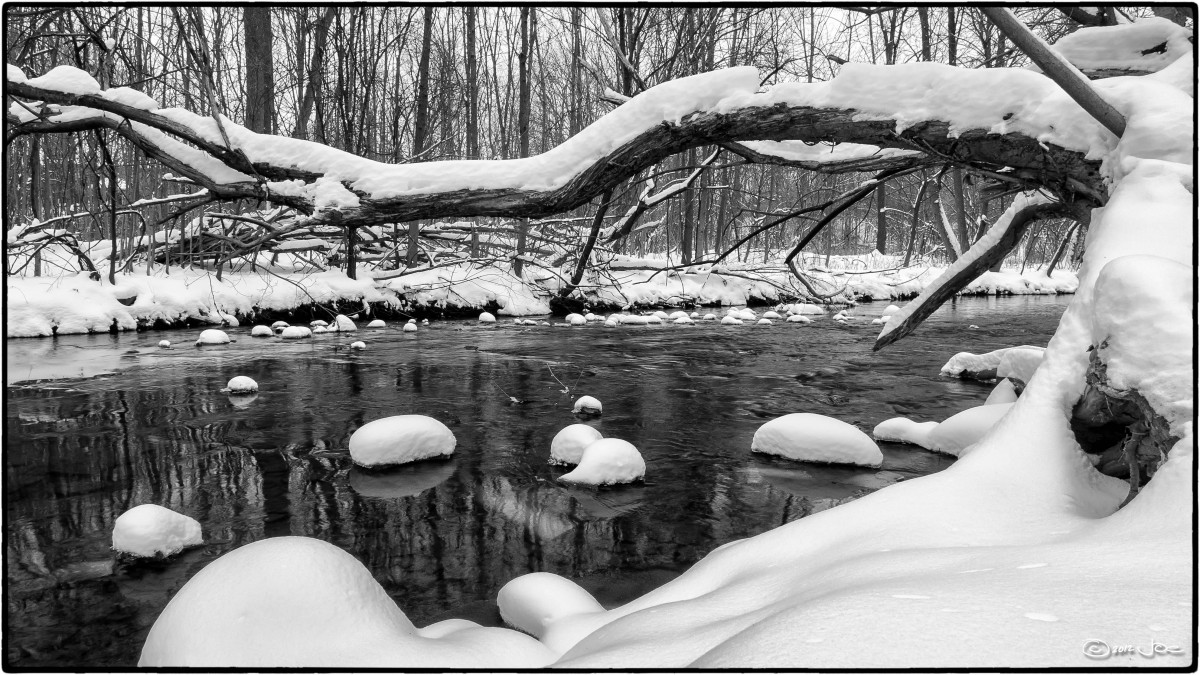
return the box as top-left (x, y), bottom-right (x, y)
top-left (5, 295), bottom-right (1070, 667)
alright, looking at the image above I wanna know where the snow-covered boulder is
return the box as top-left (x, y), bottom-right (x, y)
top-left (985, 378), bottom-right (1019, 405)
top-left (158, 340), bottom-right (171, 348)
top-left (652, 311), bottom-right (669, 320)
top-left (603, 318), bottom-right (619, 327)
top-left (728, 308), bottom-right (756, 321)
top-left (572, 396), bottom-right (602, 415)
top-left (195, 329), bottom-right (230, 345)
top-left (559, 439), bottom-right (646, 485)
top-left (720, 316), bottom-right (743, 325)
top-left (925, 403), bottom-right (1014, 457)
top-left (645, 315), bottom-right (663, 325)
top-left (786, 314), bottom-right (812, 324)
top-left (313, 326), bottom-right (328, 334)
top-left (497, 572), bottom-right (605, 652)
top-left (786, 302), bottom-right (825, 315)
top-left (112, 504), bottom-right (202, 558)
top-left (350, 341), bottom-right (366, 350)
top-left (997, 347), bottom-right (1045, 385)
top-left (872, 417), bottom-right (938, 448)
top-left (584, 313), bottom-right (600, 322)
top-left (478, 312), bottom-right (497, 323)
top-left (550, 424), bottom-right (603, 465)
top-left (702, 313), bottom-right (717, 321)
top-left (421, 319), bottom-right (430, 326)
top-left (281, 326), bottom-right (312, 339)
top-left (620, 315), bottom-right (649, 325)
top-left (756, 319), bottom-right (772, 325)
top-left (225, 376), bottom-right (258, 394)
top-left (334, 314), bottom-right (357, 332)
top-left (138, 536), bottom-right (554, 667)
top-left (271, 321), bottom-right (289, 330)
top-left (668, 311), bottom-right (689, 320)
top-left (673, 316), bottom-right (695, 325)
top-left (940, 346), bottom-right (1042, 380)
top-left (348, 415), bottom-right (456, 468)
top-left (881, 304), bottom-right (902, 316)
top-left (219, 313), bottom-right (240, 327)
top-left (762, 311), bottom-right (782, 319)
top-left (870, 316), bottom-right (891, 325)
top-left (367, 319), bottom-right (386, 328)
top-left (751, 413), bottom-right (882, 467)
top-left (310, 320), bottom-right (328, 328)
top-left (251, 325), bottom-right (273, 337)
top-left (565, 313), bottom-right (587, 326)
top-left (689, 312), bottom-right (700, 318)
top-left (403, 323), bottom-right (418, 332)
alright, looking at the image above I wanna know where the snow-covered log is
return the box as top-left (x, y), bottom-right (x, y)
top-left (7, 63), bottom-right (1108, 230)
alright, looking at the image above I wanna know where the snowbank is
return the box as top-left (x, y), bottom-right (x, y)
top-left (752, 413), bottom-right (883, 467)
top-left (348, 415), bottom-right (456, 468)
top-left (925, 403), bottom-right (1014, 458)
top-left (112, 504), bottom-right (202, 558)
top-left (138, 537), bottom-right (554, 667)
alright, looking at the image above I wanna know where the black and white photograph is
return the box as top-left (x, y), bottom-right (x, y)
top-left (3, 3), bottom-right (1196, 669)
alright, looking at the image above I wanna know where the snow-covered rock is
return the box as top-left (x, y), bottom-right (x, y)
top-left (350, 341), bottom-right (366, 350)
top-left (728, 308), bottom-right (756, 321)
top-left (158, 340), bottom-right (170, 348)
top-left (785, 314), bottom-right (812, 324)
top-left (497, 572), bottom-right (604, 652)
top-left (881, 304), bottom-right (902, 316)
top-left (756, 319), bottom-right (772, 325)
top-left (348, 415), bottom-right (456, 468)
top-left (421, 319), bottom-right (430, 326)
top-left (572, 396), bottom-right (602, 415)
top-left (565, 313), bottom-right (587, 326)
top-left (762, 311), bottom-right (782, 319)
top-left (367, 319), bottom-right (386, 328)
top-left (620, 315), bottom-right (649, 325)
top-left (720, 316), bottom-right (742, 325)
top-left (872, 417), bottom-right (938, 448)
top-left (219, 313), bottom-right (240, 327)
top-left (652, 311), bottom-right (669, 319)
top-left (985, 379), bottom-right (1019, 405)
top-left (334, 314), bottom-right (357, 332)
top-left (251, 324), bottom-right (273, 337)
top-left (550, 424), bottom-right (603, 465)
top-left (112, 504), bottom-right (202, 558)
top-left (925, 403), bottom-right (1014, 457)
top-left (668, 311), bottom-right (689, 320)
top-left (195, 329), bottom-right (230, 345)
top-left (645, 315), bottom-right (663, 325)
top-left (673, 316), bottom-right (695, 325)
top-left (403, 323), bottom-right (418, 332)
top-left (479, 312), bottom-right (497, 323)
top-left (271, 321), bottom-right (289, 330)
top-left (997, 347), bottom-right (1045, 384)
top-left (702, 313), bottom-right (717, 321)
top-left (584, 313), bottom-right (601, 322)
top-left (941, 346), bottom-right (1043, 379)
top-left (138, 537), bottom-right (554, 667)
top-left (281, 326), bottom-right (312, 339)
top-left (751, 413), bottom-right (882, 467)
top-left (225, 376), bottom-right (258, 394)
top-left (313, 326), bottom-right (328, 334)
top-left (603, 318), bottom-right (619, 327)
top-left (559, 438), bottom-right (646, 485)
top-left (310, 320), bottom-right (328, 328)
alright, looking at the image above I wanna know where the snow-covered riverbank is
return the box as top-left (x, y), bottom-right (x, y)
top-left (5, 256), bottom-right (1076, 338)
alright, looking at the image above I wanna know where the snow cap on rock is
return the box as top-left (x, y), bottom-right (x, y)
top-left (158, 340), bottom-right (171, 348)
top-left (226, 376), bottom-right (258, 394)
top-left (565, 313), bottom-right (586, 326)
top-left (310, 320), bottom-right (328, 328)
top-left (350, 341), bottom-right (366, 350)
top-left (281, 326), bottom-right (312, 339)
top-left (271, 321), bottom-right (289, 330)
top-left (196, 329), bottom-right (230, 345)
top-left (497, 572), bottom-right (604, 645)
top-left (367, 319), bottom-right (386, 328)
top-left (550, 424), bottom-right (604, 465)
top-left (349, 415), bottom-right (456, 468)
top-left (559, 438), bottom-right (646, 485)
top-left (752, 413), bottom-right (882, 467)
top-left (721, 316), bottom-right (743, 325)
top-left (334, 315), bottom-right (357, 332)
top-left (479, 312), bottom-right (497, 323)
top-left (572, 395), bottom-right (603, 415)
top-left (926, 403), bottom-right (1013, 457)
top-left (251, 325), bottom-right (273, 337)
top-left (872, 417), bottom-right (938, 448)
top-left (113, 504), bottom-right (202, 558)
top-left (403, 323), bottom-right (418, 332)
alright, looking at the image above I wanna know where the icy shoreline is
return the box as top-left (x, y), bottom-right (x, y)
top-left (5, 260), bottom-right (1076, 339)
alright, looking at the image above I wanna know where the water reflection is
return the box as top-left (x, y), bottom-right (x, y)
top-left (4, 295), bottom-right (1071, 667)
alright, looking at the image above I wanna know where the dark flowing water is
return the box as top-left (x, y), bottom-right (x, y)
top-left (4, 295), bottom-right (1070, 668)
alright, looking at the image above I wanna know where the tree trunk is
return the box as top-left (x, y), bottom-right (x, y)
top-left (874, 183), bottom-right (888, 254)
top-left (293, 8), bottom-right (336, 140)
top-left (407, 7), bottom-right (434, 266)
top-left (243, 7), bottom-right (275, 134)
top-left (465, 6), bottom-right (479, 158)
top-left (513, 7), bottom-right (533, 278)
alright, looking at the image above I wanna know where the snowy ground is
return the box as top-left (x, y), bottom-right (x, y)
top-left (5, 256), bottom-right (1075, 338)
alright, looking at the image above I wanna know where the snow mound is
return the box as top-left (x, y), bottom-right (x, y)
top-left (751, 413), bottom-right (882, 467)
top-left (926, 403), bottom-right (1014, 458)
top-left (762, 311), bottom-right (782, 319)
top-left (785, 314), bottom-right (812, 324)
top-left (881, 304), bottom-right (902, 316)
top-left (668, 311), bottom-right (689, 320)
top-left (250, 325), bottom-right (273, 337)
top-left (225, 376), bottom-right (258, 394)
top-left (720, 316), bottom-right (742, 325)
top-left (334, 314), bottom-right (357, 332)
top-left (652, 311), bottom-right (669, 319)
top-left (673, 316), bottom-right (695, 325)
top-left (112, 504), bottom-right (202, 558)
top-left (479, 312), bottom-right (496, 323)
top-left (565, 313), bottom-right (587, 326)
top-left (784, 303), bottom-right (825, 315)
top-left (872, 418), bottom-right (938, 448)
top-left (367, 319), bottom-right (385, 328)
top-left (997, 347), bottom-right (1045, 384)
top-left (620, 315), bottom-right (649, 325)
top-left (138, 537), bottom-right (554, 667)
top-left (26, 64), bottom-right (101, 95)
top-left (158, 340), bottom-right (170, 348)
top-left (560, 439), bottom-right (646, 486)
top-left (403, 323), bottom-right (418, 332)
top-left (984, 379), bottom-right (1019, 406)
top-left (756, 319), bottom-right (772, 325)
top-left (310, 320), bottom-right (328, 327)
top-left (281, 326), bottom-right (312, 339)
top-left (195, 329), bottom-right (230, 345)
top-left (498, 572), bottom-right (604, 652)
top-left (349, 415), bottom-right (456, 468)
top-left (940, 346), bottom-right (1043, 379)
top-left (550, 424), bottom-right (603, 465)
top-left (645, 315), bottom-right (663, 325)
top-left (573, 396), bottom-right (602, 415)
top-left (350, 341), bottom-right (366, 350)
top-left (271, 321), bottom-right (289, 330)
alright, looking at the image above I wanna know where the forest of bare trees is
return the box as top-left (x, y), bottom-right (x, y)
top-left (4, 6), bottom-right (1186, 286)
